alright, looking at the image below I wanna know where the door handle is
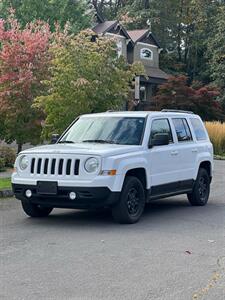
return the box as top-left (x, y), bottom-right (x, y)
top-left (192, 148), bottom-right (198, 153)
top-left (171, 150), bottom-right (178, 156)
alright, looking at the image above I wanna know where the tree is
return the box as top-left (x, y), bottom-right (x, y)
top-left (0, 13), bottom-right (51, 153)
top-left (0, 0), bottom-right (91, 33)
top-left (90, 0), bottom-right (130, 20)
top-left (35, 29), bottom-right (144, 138)
top-left (105, 0), bottom-right (224, 83)
top-left (153, 75), bottom-right (223, 121)
top-left (207, 6), bottom-right (225, 110)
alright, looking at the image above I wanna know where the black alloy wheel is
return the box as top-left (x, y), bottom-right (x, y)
top-left (112, 176), bottom-right (145, 224)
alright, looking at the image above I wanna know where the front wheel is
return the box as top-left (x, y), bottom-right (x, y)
top-left (112, 176), bottom-right (145, 224)
top-left (21, 200), bottom-right (53, 217)
top-left (187, 168), bottom-right (210, 206)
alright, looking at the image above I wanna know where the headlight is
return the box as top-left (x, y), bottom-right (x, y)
top-left (84, 157), bottom-right (99, 173)
top-left (19, 155), bottom-right (29, 170)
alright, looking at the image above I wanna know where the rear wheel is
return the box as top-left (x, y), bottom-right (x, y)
top-left (21, 200), bottom-right (53, 217)
top-left (187, 168), bottom-right (210, 206)
top-left (112, 176), bottom-right (145, 224)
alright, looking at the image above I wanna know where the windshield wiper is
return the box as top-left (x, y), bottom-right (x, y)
top-left (58, 140), bottom-right (74, 144)
top-left (82, 139), bottom-right (117, 144)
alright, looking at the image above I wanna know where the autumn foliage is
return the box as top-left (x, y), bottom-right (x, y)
top-left (35, 29), bottom-right (144, 138)
top-left (0, 12), bottom-right (51, 152)
top-left (153, 76), bottom-right (223, 121)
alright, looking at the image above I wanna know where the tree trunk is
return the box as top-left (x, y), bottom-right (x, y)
top-left (17, 143), bottom-right (22, 154)
top-left (177, 0), bottom-right (184, 62)
top-left (143, 0), bottom-right (150, 9)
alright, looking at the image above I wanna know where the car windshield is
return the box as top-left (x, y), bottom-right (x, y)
top-left (59, 116), bottom-right (145, 145)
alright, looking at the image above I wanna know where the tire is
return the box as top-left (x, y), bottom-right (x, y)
top-left (187, 168), bottom-right (210, 206)
top-left (112, 176), bottom-right (145, 224)
top-left (21, 200), bottom-right (53, 217)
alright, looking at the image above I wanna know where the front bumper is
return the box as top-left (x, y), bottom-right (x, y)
top-left (12, 183), bottom-right (120, 209)
top-left (11, 172), bottom-right (124, 192)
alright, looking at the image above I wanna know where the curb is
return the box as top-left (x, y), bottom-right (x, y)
top-left (214, 156), bottom-right (225, 161)
top-left (0, 189), bottom-right (14, 198)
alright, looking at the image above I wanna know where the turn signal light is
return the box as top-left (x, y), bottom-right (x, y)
top-left (108, 170), bottom-right (117, 176)
top-left (100, 170), bottom-right (117, 176)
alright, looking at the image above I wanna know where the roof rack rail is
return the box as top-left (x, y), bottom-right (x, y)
top-left (161, 109), bottom-right (194, 114)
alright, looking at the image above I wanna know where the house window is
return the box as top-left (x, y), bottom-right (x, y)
top-left (117, 40), bottom-right (123, 58)
top-left (140, 86), bottom-right (146, 101)
top-left (140, 48), bottom-right (153, 60)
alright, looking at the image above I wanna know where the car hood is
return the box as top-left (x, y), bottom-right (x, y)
top-left (20, 143), bottom-right (143, 157)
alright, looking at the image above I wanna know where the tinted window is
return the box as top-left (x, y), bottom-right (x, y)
top-left (150, 119), bottom-right (173, 143)
top-left (190, 118), bottom-right (207, 141)
top-left (172, 118), bottom-right (192, 142)
top-left (60, 117), bottom-right (145, 145)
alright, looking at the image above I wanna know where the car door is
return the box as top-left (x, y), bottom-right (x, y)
top-left (171, 117), bottom-right (196, 184)
top-left (148, 118), bottom-right (179, 192)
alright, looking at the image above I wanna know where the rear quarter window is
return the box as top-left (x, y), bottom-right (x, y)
top-left (190, 118), bottom-right (208, 141)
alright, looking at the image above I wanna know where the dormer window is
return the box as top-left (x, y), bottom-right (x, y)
top-left (140, 48), bottom-right (153, 60)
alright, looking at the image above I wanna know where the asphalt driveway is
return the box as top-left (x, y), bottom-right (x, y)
top-left (0, 161), bottom-right (225, 300)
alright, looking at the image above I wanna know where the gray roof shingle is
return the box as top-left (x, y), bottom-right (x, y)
top-left (127, 29), bottom-right (149, 43)
top-left (127, 29), bottom-right (161, 47)
top-left (92, 21), bottom-right (118, 34)
top-left (145, 66), bottom-right (169, 80)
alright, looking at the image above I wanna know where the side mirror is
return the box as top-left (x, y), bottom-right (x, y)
top-left (51, 134), bottom-right (60, 144)
top-left (149, 133), bottom-right (170, 148)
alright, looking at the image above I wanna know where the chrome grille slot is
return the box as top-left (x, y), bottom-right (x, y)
top-left (37, 158), bottom-right (42, 174)
top-left (31, 158), bottom-right (35, 174)
top-left (44, 159), bottom-right (49, 174)
top-left (66, 159), bottom-right (72, 175)
top-left (30, 157), bottom-right (80, 176)
top-left (74, 160), bottom-right (80, 175)
top-left (51, 159), bottom-right (56, 174)
top-left (58, 159), bottom-right (63, 175)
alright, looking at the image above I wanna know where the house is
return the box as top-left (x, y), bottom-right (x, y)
top-left (92, 20), bottom-right (169, 110)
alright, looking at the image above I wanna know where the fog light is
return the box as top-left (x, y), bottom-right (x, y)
top-left (69, 192), bottom-right (77, 200)
top-left (25, 189), bottom-right (32, 198)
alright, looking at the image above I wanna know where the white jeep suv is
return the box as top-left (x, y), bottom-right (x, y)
top-left (12, 110), bottom-right (213, 224)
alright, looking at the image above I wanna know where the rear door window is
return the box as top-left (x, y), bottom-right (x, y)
top-left (172, 118), bottom-right (192, 142)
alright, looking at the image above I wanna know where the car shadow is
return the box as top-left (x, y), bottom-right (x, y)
top-left (21, 195), bottom-right (216, 229)
top-left (23, 207), bottom-right (114, 228)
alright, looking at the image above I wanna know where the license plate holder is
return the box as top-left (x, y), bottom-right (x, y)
top-left (37, 181), bottom-right (58, 195)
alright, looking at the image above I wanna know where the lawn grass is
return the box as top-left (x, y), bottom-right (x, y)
top-left (0, 178), bottom-right (11, 190)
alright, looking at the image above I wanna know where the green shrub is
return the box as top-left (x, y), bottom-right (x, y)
top-left (0, 158), bottom-right (6, 171)
top-left (0, 146), bottom-right (16, 168)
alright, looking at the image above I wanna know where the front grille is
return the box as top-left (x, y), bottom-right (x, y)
top-left (30, 157), bottom-right (80, 176)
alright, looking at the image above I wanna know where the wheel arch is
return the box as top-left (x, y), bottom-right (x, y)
top-left (198, 161), bottom-right (212, 181)
top-left (125, 168), bottom-right (148, 190)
